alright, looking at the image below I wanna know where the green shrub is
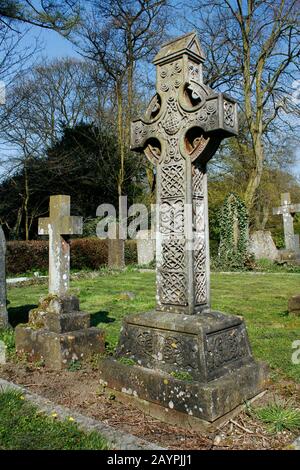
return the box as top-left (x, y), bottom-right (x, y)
top-left (6, 238), bottom-right (137, 275)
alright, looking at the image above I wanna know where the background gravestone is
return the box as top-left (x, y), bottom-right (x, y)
top-left (0, 226), bottom-right (8, 328)
top-left (136, 230), bottom-right (155, 266)
top-left (249, 230), bottom-right (279, 262)
top-left (108, 222), bottom-right (125, 269)
top-left (15, 195), bottom-right (105, 368)
top-left (99, 33), bottom-right (267, 429)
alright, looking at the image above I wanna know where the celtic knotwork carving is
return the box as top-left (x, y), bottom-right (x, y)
top-left (188, 62), bottom-right (200, 81)
top-left (160, 62), bottom-right (182, 93)
top-left (162, 238), bottom-right (185, 271)
top-left (161, 164), bottom-right (184, 198)
top-left (194, 234), bottom-right (206, 271)
top-left (165, 137), bottom-right (182, 163)
top-left (160, 272), bottom-right (187, 305)
top-left (136, 331), bottom-right (154, 357)
top-left (193, 199), bottom-right (205, 232)
top-left (195, 272), bottom-right (207, 304)
top-left (160, 200), bottom-right (184, 234)
top-left (196, 102), bottom-right (217, 127)
top-left (224, 101), bottom-right (235, 127)
top-left (133, 122), bottom-right (148, 146)
top-left (193, 167), bottom-right (204, 196)
top-left (206, 327), bottom-right (247, 372)
top-left (161, 335), bottom-right (197, 368)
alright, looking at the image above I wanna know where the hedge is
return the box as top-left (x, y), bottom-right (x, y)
top-left (6, 238), bottom-right (137, 275)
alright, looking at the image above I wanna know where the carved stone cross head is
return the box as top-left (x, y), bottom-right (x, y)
top-left (131, 32), bottom-right (238, 315)
top-left (39, 195), bottom-right (82, 296)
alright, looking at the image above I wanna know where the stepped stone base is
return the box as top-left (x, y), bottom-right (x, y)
top-left (99, 310), bottom-right (268, 426)
top-left (15, 295), bottom-right (105, 369)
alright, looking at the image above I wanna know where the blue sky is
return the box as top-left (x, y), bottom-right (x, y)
top-left (3, 23), bottom-right (300, 178)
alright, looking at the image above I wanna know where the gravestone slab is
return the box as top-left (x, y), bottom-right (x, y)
top-left (15, 195), bottom-right (105, 368)
top-left (108, 222), bottom-right (125, 269)
top-left (136, 230), bottom-right (155, 266)
top-left (99, 33), bottom-right (267, 428)
top-left (249, 230), bottom-right (279, 261)
top-left (288, 295), bottom-right (300, 317)
top-left (0, 226), bottom-right (8, 328)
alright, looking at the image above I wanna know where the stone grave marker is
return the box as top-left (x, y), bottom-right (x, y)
top-left (16, 195), bottom-right (105, 368)
top-left (99, 32), bottom-right (267, 429)
top-left (249, 230), bottom-right (278, 261)
top-left (273, 193), bottom-right (300, 253)
top-left (0, 226), bottom-right (8, 328)
top-left (108, 222), bottom-right (125, 269)
top-left (136, 230), bottom-right (155, 266)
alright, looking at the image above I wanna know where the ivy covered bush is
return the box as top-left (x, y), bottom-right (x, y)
top-left (218, 193), bottom-right (249, 270)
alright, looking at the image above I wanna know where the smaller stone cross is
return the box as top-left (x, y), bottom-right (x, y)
top-left (39, 195), bottom-right (82, 296)
top-left (273, 193), bottom-right (300, 251)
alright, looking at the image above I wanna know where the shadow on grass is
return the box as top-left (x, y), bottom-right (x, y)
top-left (278, 310), bottom-right (289, 317)
top-left (8, 304), bottom-right (37, 328)
top-left (91, 311), bottom-right (116, 326)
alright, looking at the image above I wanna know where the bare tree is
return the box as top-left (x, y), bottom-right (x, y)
top-left (184, 0), bottom-right (300, 212)
top-left (73, 0), bottom-right (169, 197)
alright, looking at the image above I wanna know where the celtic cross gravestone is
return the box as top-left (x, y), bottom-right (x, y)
top-left (100, 33), bottom-right (267, 428)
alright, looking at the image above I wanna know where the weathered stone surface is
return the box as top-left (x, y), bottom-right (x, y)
top-left (100, 358), bottom-right (267, 423)
top-left (39, 195), bottom-right (82, 296)
top-left (99, 32), bottom-right (267, 428)
top-left (16, 326), bottom-right (104, 369)
top-left (136, 230), bottom-right (155, 266)
top-left (273, 193), bottom-right (300, 252)
top-left (108, 222), bottom-right (125, 269)
top-left (249, 230), bottom-right (279, 261)
top-left (0, 341), bottom-right (6, 364)
top-left (16, 294), bottom-right (105, 368)
top-left (288, 295), bottom-right (300, 316)
top-left (117, 310), bottom-right (254, 382)
top-left (0, 226), bottom-right (8, 328)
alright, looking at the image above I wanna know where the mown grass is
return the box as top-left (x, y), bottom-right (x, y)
top-left (5, 270), bottom-right (300, 382)
top-left (0, 390), bottom-right (109, 450)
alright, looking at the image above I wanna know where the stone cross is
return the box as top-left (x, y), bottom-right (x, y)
top-left (0, 226), bottom-right (8, 328)
top-left (131, 32), bottom-right (238, 314)
top-left (39, 195), bottom-right (82, 296)
top-left (273, 193), bottom-right (300, 251)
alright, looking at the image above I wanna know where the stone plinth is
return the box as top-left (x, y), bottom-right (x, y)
top-left (100, 311), bottom-right (267, 426)
top-left (136, 230), bottom-right (155, 266)
top-left (288, 295), bottom-right (300, 316)
top-left (16, 295), bottom-right (105, 369)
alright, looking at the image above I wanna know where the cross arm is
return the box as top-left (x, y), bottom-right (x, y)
top-left (290, 204), bottom-right (300, 214)
top-left (59, 216), bottom-right (83, 236)
top-left (38, 218), bottom-right (50, 235)
top-left (190, 94), bottom-right (238, 138)
top-left (273, 207), bottom-right (283, 216)
top-left (131, 119), bottom-right (158, 152)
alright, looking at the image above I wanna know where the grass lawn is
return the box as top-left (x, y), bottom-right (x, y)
top-left (0, 390), bottom-right (109, 450)
top-left (5, 270), bottom-right (300, 383)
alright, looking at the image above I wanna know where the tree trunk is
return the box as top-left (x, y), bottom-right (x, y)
top-left (116, 80), bottom-right (125, 198)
